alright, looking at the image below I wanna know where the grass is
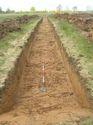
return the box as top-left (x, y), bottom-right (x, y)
top-left (0, 12), bottom-right (33, 22)
top-left (0, 12), bottom-right (38, 50)
top-left (57, 20), bottom-right (93, 59)
top-left (47, 118), bottom-right (93, 125)
top-left (0, 13), bottom-right (22, 22)
top-left (0, 17), bottom-right (39, 50)
top-left (0, 59), bottom-right (5, 65)
top-left (0, 12), bottom-right (40, 75)
top-left (79, 119), bottom-right (93, 125)
top-left (0, 16), bottom-right (40, 70)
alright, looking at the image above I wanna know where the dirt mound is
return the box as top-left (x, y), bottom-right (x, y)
top-left (55, 13), bottom-right (93, 41)
top-left (0, 20), bottom-right (20, 38)
top-left (16, 15), bottom-right (31, 24)
top-left (0, 15), bottom-right (39, 39)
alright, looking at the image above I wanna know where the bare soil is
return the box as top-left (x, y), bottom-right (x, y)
top-left (0, 18), bottom-right (92, 125)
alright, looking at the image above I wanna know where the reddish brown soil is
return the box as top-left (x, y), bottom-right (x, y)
top-left (0, 18), bottom-right (92, 125)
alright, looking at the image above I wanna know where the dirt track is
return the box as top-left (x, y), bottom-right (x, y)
top-left (0, 18), bottom-right (92, 125)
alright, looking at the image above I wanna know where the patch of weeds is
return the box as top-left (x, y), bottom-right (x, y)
top-left (0, 40), bottom-right (10, 50)
top-left (47, 119), bottom-right (93, 125)
top-left (0, 69), bottom-right (6, 73)
top-left (0, 121), bottom-right (10, 125)
top-left (79, 118), bottom-right (93, 125)
top-left (0, 59), bottom-right (5, 65)
top-left (47, 122), bottom-right (76, 125)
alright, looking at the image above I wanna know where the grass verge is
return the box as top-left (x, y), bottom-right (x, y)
top-left (47, 118), bottom-right (93, 125)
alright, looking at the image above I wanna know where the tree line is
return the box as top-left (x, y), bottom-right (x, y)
top-left (0, 7), bottom-right (15, 13)
top-left (0, 6), bottom-right (36, 13)
top-left (0, 5), bottom-right (93, 14)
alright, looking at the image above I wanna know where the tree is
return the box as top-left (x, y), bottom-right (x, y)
top-left (30, 7), bottom-right (36, 12)
top-left (72, 6), bottom-right (77, 12)
top-left (6, 8), bottom-right (11, 13)
top-left (56, 4), bottom-right (62, 13)
top-left (0, 7), bottom-right (2, 13)
top-left (66, 6), bottom-right (70, 12)
top-left (86, 6), bottom-right (91, 12)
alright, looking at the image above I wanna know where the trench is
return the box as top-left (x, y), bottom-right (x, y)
top-left (0, 18), bottom-right (92, 124)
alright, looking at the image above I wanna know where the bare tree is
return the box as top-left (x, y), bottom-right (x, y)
top-left (30, 6), bottom-right (36, 12)
top-left (86, 6), bottom-right (91, 11)
top-left (66, 6), bottom-right (70, 12)
top-left (56, 4), bottom-right (62, 13)
top-left (72, 6), bottom-right (77, 12)
top-left (6, 8), bottom-right (11, 13)
top-left (0, 7), bottom-right (2, 13)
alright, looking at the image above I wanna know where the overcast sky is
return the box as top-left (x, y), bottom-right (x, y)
top-left (0, 0), bottom-right (93, 11)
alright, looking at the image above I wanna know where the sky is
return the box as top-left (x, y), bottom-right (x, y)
top-left (0, 0), bottom-right (93, 11)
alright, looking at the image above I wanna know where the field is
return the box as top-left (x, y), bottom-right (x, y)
top-left (55, 13), bottom-right (93, 41)
top-left (0, 12), bottom-right (93, 125)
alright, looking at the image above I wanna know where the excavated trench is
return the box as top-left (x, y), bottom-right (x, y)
top-left (0, 18), bottom-right (92, 125)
